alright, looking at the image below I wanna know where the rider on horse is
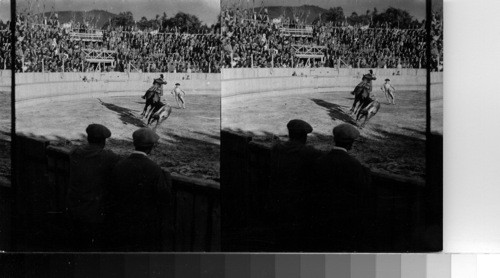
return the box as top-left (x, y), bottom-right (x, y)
top-left (350, 70), bottom-right (376, 114)
top-left (141, 74), bottom-right (168, 117)
top-left (362, 69), bottom-right (377, 94)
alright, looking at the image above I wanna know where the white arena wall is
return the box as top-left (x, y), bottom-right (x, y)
top-left (0, 70), bottom-right (12, 93)
top-left (13, 72), bottom-right (220, 107)
top-left (222, 68), bottom-right (433, 102)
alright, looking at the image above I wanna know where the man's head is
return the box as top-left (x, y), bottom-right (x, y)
top-left (369, 69), bottom-right (373, 74)
top-left (385, 78), bottom-right (390, 83)
top-left (287, 119), bottom-right (313, 144)
top-left (333, 123), bottom-right (360, 150)
top-left (132, 128), bottom-right (160, 154)
top-left (160, 74), bottom-right (164, 78)
top-left (86, 124), bottom-right (111, 146)
top-left (175, 83), bottom-right (180, 87)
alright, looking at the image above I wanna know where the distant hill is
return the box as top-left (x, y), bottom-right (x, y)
top-left (41, 10), bottom-right (117, 29)
top-left (254, 5), bottom-right (328, 25)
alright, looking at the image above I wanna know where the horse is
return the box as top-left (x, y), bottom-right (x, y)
top-left (356, 98), bottom-right (381, 128)
top-left (146, 101), bottom-right (172, 131)
top-left (350, 81), bottom-right (370, 116)
top-left (141, 85), bottom-right (162, 119)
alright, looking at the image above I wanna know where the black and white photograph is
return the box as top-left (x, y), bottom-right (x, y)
top-left (11, 0), bottom-right (221, 252)
top-left (221, 0), bottom-right (443, 252)
top-left (0, 0), bottom-right (12, 252)
top-left (0, 0), bottom-right (446, 255)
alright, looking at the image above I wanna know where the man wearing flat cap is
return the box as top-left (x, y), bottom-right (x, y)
top-left (310, 123), bottom-right (372, 251)
top-left (104, 128), bottom-right (172, 251)
top-left (267, 119), bottom-right (323, 251)
top-left (66, 123), bottom-right (121, 251)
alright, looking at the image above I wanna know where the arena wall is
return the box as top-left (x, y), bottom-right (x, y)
top-left (0, 70), bottom-right (12, 92)
top-left (431, 71), bottom-right (443, 101)
top-left (222, 68), bottom-right (428, 102)
top-left (14, 72), bottom-right (221, 106)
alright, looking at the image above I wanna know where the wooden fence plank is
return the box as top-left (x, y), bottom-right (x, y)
top-left (174, 191), bottom-right (194, 251)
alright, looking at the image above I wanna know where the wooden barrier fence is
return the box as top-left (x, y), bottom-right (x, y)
top-left (13, 134), bottom-right (220, 252)
top-left (221, 129), bottom-right (429, 252)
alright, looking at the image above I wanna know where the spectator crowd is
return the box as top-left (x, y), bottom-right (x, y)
top-left (222, 8), bottom-right (432, 69)
top-left (66, 124), bottom-right (172, 251)
top-left (267, 119), bottom-right (372, 251)
top-left (13, 14), bottom-right (221, 73)
top-left (0, 21), bottom-right (12, 70)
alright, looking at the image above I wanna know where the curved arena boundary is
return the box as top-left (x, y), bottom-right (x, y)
top-left (15, 72), bottom-right (220, 107)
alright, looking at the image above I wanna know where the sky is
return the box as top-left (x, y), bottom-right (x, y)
top-left (1, 0), bottom-right (443, 23)
top-left (10, 0), bottom-right (220, 24)
top-left (228, 0), bottom-right (433, 20)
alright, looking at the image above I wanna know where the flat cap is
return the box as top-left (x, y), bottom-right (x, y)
top-left (333, 123), bottom-right (360, 143)
top-left (175, 83), bottom-right (180, 86)
top-left (132, 128), bottom-right (160, 147)
top-left (86, 124), bottom-right (111, 139)
top-left (287, 119), bottom-right (313, 134)
top-left (385, 78), bottom-right (390, 81)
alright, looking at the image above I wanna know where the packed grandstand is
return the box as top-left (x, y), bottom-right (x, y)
top-left (11, 12), bottom-right (222, 73)
top-left (221, 5), bottom-right (443, 71)
top-left (1, 5), bottom-right (443, 72)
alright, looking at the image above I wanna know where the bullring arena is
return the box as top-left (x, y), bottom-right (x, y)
top-left (15, 72), bottom-right (221, 181)
top-left (222, 68), bottom-right (443, 183)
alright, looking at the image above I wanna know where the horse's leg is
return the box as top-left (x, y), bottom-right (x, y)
top-left (353, 98), bottom-right (362, 115)
top-left (350, 96), bottom-right (359, 113)
top-left (361, 112), bottom-right (372, 128)
top-left (142, 101), bottom-right (150, 116)
top-left (145, 102), bottom-right (155, 119)
top-left (147, 106), bottom-right (157, 125)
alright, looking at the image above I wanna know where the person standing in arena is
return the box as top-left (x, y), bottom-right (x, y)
top-left (171, 83), bottom-right (186, 109)
top-left (381, 78), bottom-right (396, 104)
top-left (66, 124), bottom-right (121, 251)
top-left (104, 128), bottom-right (173, 251)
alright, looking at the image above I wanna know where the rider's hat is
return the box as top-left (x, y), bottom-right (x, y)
top-left (287, 119), bottom-right (313, 135)
top-left (86, 124), bottom-right (111, 139)
top-left (385, 78), bottom-right (390, 81)
top-left (333, 123), bottom-right (360, 143)
top-left (175, 83), bottom-right (180, 86)
top-left (133, 128), bottom-right (160, 147)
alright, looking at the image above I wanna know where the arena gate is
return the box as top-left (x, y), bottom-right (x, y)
top-left (12, 134), bottom-right (220, 252)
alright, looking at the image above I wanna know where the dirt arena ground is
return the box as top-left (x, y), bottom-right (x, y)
top-left (17, 93), bottom-right (220, 181)
top-left (0, 91), bottom-right (11, 183)
top-left (223, 90), bottom-right (427, 183)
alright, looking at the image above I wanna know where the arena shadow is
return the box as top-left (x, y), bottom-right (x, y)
top-left (310, 98), bottom-right (357, 125)
top-left (221, 128), bottom-right (433, 252)
top-left (223, 126), bottom-right (426, 183)
top-left (192, 131), bottom-right (221, 141)
top-left (11, 133), bottom-right (221, 252)
top-left (98, 99), bottom-right (146, 128)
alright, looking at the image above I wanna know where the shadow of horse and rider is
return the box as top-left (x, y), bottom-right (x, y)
top-left (98, 76), bottom-right (174, 130)
top-left (312, 73), bottom-right (382, 128)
